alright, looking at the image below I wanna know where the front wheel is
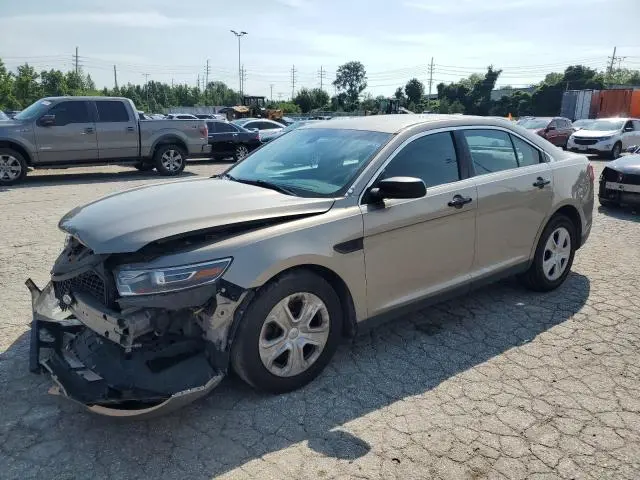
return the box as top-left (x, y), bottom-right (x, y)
top-left (231, 271), bottom-right (343, 393)
top-left (154, 144), bottom-right (186, 176)
top-left (520, 214), bottom-right (576, 292)
top-left (609, 142), bottom-right (622, 160)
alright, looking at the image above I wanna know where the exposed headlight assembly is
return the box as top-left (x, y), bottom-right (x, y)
top-left (115, 258), bottom-right (232, 296)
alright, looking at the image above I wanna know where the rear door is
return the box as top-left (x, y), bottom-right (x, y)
top-left (462, 128), bottom-right (553, 281)
top-left (361, 130), bottom-right (477, 317)
top-left (208, 121), bottom-right (237, 157)
top-left (34, 100), bottom-right (98, 163)
top-left (94, 100), bottom-right (138, 160)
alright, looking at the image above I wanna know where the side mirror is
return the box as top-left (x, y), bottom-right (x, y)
top-left (366, 176), bottom-right (426, 203)
top-left (39, 114), bottom-right (55, 126)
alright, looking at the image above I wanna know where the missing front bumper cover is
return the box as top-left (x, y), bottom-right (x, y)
top-left (26, 279), bottom-right (227, 418)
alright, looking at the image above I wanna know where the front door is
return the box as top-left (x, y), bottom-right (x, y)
top-left (94, 100), bottom-right (138, 160)
top-left (209, 121), bottom-right (238, 157)
top-left (34, 100), bottom-right (98, 163)
top-left (361, 131), bottom-right (477, 317)
top-left (461, 129), bottom-right (553, 280)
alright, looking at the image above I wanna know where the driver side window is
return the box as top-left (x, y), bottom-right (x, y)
top-left (45, 101), bottom-right (91, 126)
top-left (380, 132), bottom-right (460, 188)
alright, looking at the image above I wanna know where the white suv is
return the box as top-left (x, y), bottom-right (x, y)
top-left (568, 118), bottom-right (640, 159)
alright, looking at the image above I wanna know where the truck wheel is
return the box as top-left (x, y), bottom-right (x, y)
top-left (234, 144), bottom-right (250, 162)
top-left (134, 162), bottom-right (155, 172)
top-left (609, 142), bottom-right (622, 160)
top-left (154, 144), bottom-right (186, 176)
top-left (231, 270), bottom-right (343, 394)
top-left (0, 148), bottom-right (28, 185)
top-left (520, 214), bottom-right (576, 292)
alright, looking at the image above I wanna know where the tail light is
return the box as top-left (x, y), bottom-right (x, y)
top-left (587, 163), bottom-right (594, 183)
top-left (199, 124), bottom-right (208, 138)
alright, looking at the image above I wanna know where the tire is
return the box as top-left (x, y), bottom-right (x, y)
top-left (231, 270), bottom-right (343, 393)
top-left (233, 144), bottom-right (250, 162)
top-left (154, 144), bottom-right (186, 176)
top-left (0, 148), bottom-right (28, 185)
top-left (134, 162), bottom-right (155, 172)
top-left (609, 142), bottom-right (622, 160)
top-left (520, 214), bottom-right (577, 292)
top-left (599, 198), bottom-right (618, 208)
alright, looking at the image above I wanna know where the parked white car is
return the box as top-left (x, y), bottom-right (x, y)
top-left (232, 118), bottom-right (284, 143)
top-left (567, 118), bottom-right (640, 159)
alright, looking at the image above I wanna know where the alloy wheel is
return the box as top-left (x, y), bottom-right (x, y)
top-left (258, 292), bottom-right (330, 377)
top-left (160, 149), bottom-right (183, 172)
top-left (236, 145), bottom-right (249, 160)
top-left (0, 154), bottom-right (22, 182)
top-left (542, 227), bottom-right (571, 281)
top-left (612, 143), bottom-right (621, 159)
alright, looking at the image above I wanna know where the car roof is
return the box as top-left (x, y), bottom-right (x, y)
top-left (302, 114), bottom-right (527, 134)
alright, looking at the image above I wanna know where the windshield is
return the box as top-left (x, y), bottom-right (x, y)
top-left (572, 119), bottom-right (592, 128)
top-left (517, 118), bottom-right (550, 129)
top-left (13, 100), bottom-right (53, 121)
top-left (584, 119), bottom-right (625, 131)
top-left (225, 128), bottom-right (391, 197)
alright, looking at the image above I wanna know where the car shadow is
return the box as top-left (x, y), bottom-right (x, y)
top-left (0, 169), bottom-right (200, 191)
top-left (0, 273), bottom-right (590, 479)
top-left (598, 205), bottom-right (640, 222)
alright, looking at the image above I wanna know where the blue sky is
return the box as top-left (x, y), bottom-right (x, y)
top-left (1, 0), bottom-right (639, 99)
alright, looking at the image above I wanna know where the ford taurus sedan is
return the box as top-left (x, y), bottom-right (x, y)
top-left (27, 115), bottom-right (594, 417)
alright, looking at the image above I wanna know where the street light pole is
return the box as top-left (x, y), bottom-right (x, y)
top-left (230, 30), bottom-right (247, 101)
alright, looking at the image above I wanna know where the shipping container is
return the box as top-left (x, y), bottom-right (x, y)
top-left (631, 90), bottom-right (640, 117)
top-left (560, 91), bottom-right (578, 119)
top-left (597, 89), bottom-right (635, 118)
top-left (589, 91), bottom-right (600, 119)
top-left (574, 90), bottom-right (597, 120)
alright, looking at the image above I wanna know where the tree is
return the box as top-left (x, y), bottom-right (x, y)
top-left (609, 68), bottom-right (640, 86)
top-left (14, 64), bottom-right (41, 107)
top-left (40, 69), bottom-right (68, 97)
top-left (404, 78), bottom-right (424, 106)
top-left (333, 61), bottom-right (367, 109)
top-left (0, 60), bottom-right (18, 110)
top-left (293, 88), bottom-right (329, 113)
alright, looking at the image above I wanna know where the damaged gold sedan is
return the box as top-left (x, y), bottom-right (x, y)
top-left (27, 116), bottom-right (594, 417)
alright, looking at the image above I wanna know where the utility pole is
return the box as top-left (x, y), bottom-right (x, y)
top-left (427, 57), bottom-right (434, 109)
top-left (291, 65), bottom-right (297, 100)
top-left (241, 65), bottom-right (247, 95)
top-left (205, 59), bottom-right (210, 89)
top-left (143, 73), bottom-right (150, 108)
top-left (270, 84), bottom-right (274, 103)
top-left (607, 46), bottom-right (617, 85)
top-left (74, 46), bottom-right (79, 74)
top-left (318, 65), bottom-right (326, 91)
top-left (113, 65), bottom-right (118, 89)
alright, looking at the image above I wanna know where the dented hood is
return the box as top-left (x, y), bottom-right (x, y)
top-left (59, 177), bottom-right (334, 254)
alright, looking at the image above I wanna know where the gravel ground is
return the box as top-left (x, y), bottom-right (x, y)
top-left (1, 159), bottom-right (639, 480)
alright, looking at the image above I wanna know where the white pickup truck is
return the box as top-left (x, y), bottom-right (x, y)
top-left (0, 96), bottom-right (210, 184)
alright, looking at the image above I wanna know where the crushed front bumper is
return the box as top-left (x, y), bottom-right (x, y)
top-left (26, 279), bottom-right (225, 418)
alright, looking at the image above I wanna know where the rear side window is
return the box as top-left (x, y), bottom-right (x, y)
top-left (46, 101), bottom-right (91, 126)
top-left (463, 130), bottom-right (518, 175)
top-left (381, 132), bottom-right (460, 188)
top-left (96, 101), bottom-right (130, 122)
top-left (214, 122), bottom-right (237, 133)
top-left (510, 135), bottom-right (541, 167)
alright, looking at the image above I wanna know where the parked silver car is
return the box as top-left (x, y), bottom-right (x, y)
top-left (27, 115), bottom-right (594, 417)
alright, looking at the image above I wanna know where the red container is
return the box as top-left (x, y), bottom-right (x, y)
top-left (596, 89), bottom-right (635, 117)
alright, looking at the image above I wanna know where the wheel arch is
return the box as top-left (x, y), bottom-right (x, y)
top-left (151, 136), bottom-right (188, 158)
top-left (227, 264), bottom-right (358, 349)
top-left (529, 203), bottom-right (584, 265)
top-left (0, 140), bottom-right (33, 165)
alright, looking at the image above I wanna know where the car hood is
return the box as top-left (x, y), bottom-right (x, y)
top-left (59, 178), bottom-right (335, 254)
top-left (573, 129), bottom-right (619, 138)
top-left (606, 154), bottom-right (640, 174)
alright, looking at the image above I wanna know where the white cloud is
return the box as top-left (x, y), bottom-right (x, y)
top-left (274, 0), bottom-right (308, 6)
top-left (404, 0), bottom-right (533, 13)
top-left (2, 11), bottom-right (218, 28)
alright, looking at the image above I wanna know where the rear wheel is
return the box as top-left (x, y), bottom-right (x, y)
top-left (154, 144), bottom-right (186, 176)
top-left (233, 144), bottom-right (250, 162)
top-left (521, 214), bottom-right (576, 292)
top-left (0, 148), bottom-right (28, 185)
top-left (231, 271), bottom-right (342, 393)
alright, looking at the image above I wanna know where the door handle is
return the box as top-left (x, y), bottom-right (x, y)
top-left (126, 126), bottom-right (135, 132)
top-left (82, 127), bottom-right (94, 134)
top-left (447, 194), bottom-right (473, 209)
top-left (533, 177), bottom-right (551, 189)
